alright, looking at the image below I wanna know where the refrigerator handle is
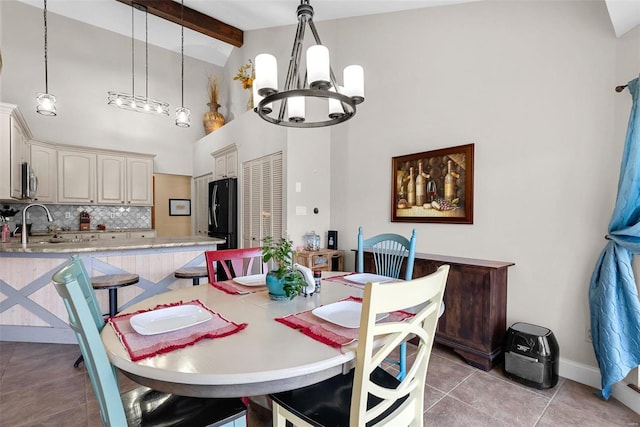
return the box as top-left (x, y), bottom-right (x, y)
top-left (212, 184), bottom-right (219, 229)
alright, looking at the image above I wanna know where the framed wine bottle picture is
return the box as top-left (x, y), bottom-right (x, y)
top-left (391, 143), bottom-right (474, 224)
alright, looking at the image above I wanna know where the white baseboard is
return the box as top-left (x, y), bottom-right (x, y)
top-left (559, 357), bottom-right (640, 414)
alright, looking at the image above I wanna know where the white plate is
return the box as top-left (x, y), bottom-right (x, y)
top-left (232, 274), bottom-right (267, 286)
top-left (344, 273), bottom-right (398, 285)
top-left (312, 300), bottom-right (388, 329)
top-left (130, 305), bottom-right (212, 335)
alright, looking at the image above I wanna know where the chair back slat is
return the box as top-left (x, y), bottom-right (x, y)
top-left (52, 256), bottom-right (127, 426)
top-left (357, 227), bottom-right (417, 280)
top-left (350, 265), bottom-right (450, 426)
top-left (204, 247), bottom-right (267, 283)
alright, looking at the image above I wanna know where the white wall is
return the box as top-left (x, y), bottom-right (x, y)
top-left (0, 1), bottom-right (222, 175)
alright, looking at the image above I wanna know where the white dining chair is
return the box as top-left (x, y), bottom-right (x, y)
top-left (270, 265), bottom-right (450, 427)
top-left (52, 255), bottom-right (247, 427)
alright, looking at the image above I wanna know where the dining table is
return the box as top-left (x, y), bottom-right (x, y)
top-left (101, 272), bottom-right (376, 398)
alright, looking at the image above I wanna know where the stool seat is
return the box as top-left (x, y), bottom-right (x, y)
top-left (91, 273), bottom-right (140, 289)
top-left (175, 267), bottom-right (208, 286)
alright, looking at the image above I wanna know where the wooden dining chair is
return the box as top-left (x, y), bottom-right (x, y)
top-left (52, 256), bottom-right (247, 427)
top-left (357, 226), bottom-right (417, 380)
top-left (270, 265), bottom-right (450, 427)
top-left (204, 247), bottom-right (267, 283)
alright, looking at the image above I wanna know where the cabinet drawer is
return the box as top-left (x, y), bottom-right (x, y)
top-left (128, 231), bottom-right (156, 239)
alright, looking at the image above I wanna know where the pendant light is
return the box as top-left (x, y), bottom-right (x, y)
top-left (175, 0), bottom-right (190, 127)
top-left (254, 0), bottom-right (364, 128)
top-left (36, 0), bottom-right (56, 116)
top-left (108, 4), bottom-right (169, 116)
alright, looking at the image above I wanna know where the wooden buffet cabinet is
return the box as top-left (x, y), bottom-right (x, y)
top-left (359, 250), bottom-right (514, 371)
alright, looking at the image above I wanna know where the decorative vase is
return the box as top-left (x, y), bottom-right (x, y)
top-left (266, 270), bottom-right (287, 301)
top-left (203, 102), bottom-right (225, 134)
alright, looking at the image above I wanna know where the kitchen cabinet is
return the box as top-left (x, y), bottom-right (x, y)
top-left (213, 148), bottom-right (237, 179)
top-left (29, 142), bottom-right (57, 203)
top-left (359, 251), bottom-right (514, 371)
top-left (99, 232), bottom-right (129, 240)
top-left (97, 154), bottom-right (126, 205)
top-left (57, 150), bottom-right (96, 204)
top-left (0, 103), bottom-right (31, 200)
top-left (128, 230), bottom-right (156, 238)
top-left (126, 157), bottom-right (153, 205)
top-left (193, 174), bottom-right (213, 236)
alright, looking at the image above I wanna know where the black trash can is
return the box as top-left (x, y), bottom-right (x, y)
top-left (503, 322), bottom-right (559, 389)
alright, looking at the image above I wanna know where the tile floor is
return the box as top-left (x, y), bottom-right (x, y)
top-left (0, 341), bottom-right (637, 426)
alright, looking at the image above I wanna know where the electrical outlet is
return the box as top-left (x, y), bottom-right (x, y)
top-left (65, 212), bottom-right (71, 219)
top-left (110, 213), bottom-right (115, 219)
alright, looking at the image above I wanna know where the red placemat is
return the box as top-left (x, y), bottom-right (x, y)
top-left (210, 280), bottom-right (267, 295)
top-left (323, 273), bottom-right (362, 287)
top-left (107, 299), bottom-right (247, 361)
top-left (275, 296), bottom-right (414, 348)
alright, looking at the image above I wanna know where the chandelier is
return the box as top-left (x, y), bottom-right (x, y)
top-left (36, 0), bottom-right (56, 116)
top-left (253, 0), bottom-right (364, 128)
top-left (108, 3), bottom-right (169, 116)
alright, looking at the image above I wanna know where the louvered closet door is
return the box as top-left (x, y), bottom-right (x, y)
top-left (242, 152), bottom-right (283, 250)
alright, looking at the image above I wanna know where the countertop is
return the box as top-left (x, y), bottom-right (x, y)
top-left (0, 236), bottom-right (225, 253)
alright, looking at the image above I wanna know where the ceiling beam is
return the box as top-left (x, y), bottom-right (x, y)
top-left (115, 0), bottom-right (243, 48)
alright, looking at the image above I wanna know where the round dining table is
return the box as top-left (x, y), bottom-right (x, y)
top-left (101, 273), bottom-right (363, 398)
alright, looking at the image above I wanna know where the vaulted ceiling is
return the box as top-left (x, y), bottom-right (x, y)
top-left (15, 0), bottom-right (640, 67)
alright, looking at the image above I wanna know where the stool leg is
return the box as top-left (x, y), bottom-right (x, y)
top-left (108, 288), bottom-right (118, 317)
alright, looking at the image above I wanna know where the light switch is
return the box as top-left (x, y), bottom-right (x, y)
top-left (295, 206), bottom-right (307, 216)
top-left (295, 182), bottom-right (302, 192)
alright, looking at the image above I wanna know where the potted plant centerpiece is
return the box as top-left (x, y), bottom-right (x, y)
top-left (261, 235), bottom-right (306, 300)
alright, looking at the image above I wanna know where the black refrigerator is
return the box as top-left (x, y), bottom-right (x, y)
top-left (208, 177), bottom-right (238, 250)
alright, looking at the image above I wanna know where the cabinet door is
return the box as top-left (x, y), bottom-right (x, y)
top-left (127, 157), bottom-right (153, 205)
top-left (214, 155), bottom-right (227, 179)
top-left (97, 154), bottom-right (126, 205)
top-left (225, 151), bottom-right (238, 178)
top-left (10, 117), bottom-right (28, 199)
top-left (57, 150), bottom-right (96, 204)
top-left (30, 143), bottom-right (57, 203)
top-left (100, 232), bottom-right (128, 240)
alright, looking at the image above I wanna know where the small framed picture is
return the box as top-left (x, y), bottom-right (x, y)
top-left (391, 143), bottom-right (474, 224)
top-left (169, 199), bottom-right (191, 216)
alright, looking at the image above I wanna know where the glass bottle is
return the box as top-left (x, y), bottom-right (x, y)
top-left (1, 224), bottom-right (10, 243)
top-left (444, 159), bottom-right (455, 201)
top-left (407, 166), bottom-right (416, 206)
top-left (415, 161), bottom-right (430, 206)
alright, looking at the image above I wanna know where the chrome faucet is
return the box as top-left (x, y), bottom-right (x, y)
top-left (21, 204), bottom-right (55, 246)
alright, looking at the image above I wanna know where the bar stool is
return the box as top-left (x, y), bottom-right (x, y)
top-left (174, 267), bottom-right (208, 286)
top-left (73, 273), bottom-right (139, 368)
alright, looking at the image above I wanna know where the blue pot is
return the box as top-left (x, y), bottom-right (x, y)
top-left (266, 270), bottom-right (287, 301)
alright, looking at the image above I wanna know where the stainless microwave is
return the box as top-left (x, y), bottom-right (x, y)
top-left (21, 162), bottom-right (37, 199)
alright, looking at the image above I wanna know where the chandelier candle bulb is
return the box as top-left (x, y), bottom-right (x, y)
top-left (307, 45), bottom-right (330, 89)
top-left (344, 65), bottom-right (365, 103)
top-left (255, 54), bottom-right (278, 95)
top-left (328, 86), bottom-right (345, 118)
top-left (288, 96), bottom-right (305, 122)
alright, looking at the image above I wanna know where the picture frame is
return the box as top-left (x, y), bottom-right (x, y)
top-left (391, 143), bottom-right (474, 224)
top-left (169, 199), bottom-right (191, 216)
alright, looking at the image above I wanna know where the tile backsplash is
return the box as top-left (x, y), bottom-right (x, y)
top-left (0, 203), bottom-right (151, 232)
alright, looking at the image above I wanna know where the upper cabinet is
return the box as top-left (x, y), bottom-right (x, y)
top-left (30, 141), bottom-right (57, 203)
top-left (213, 146), bottom-right (238, 180)
top-left (58, 150), bottom-right (97, 204)
top-left (126, 157), bottom-right (153, 205)
top-left (93, 153), bottom-right (154, 206)
top-left (0, 103), bottom-right (31, 201)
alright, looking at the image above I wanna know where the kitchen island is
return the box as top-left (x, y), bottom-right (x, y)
top-left (0, 236), bottom-right (224, 343)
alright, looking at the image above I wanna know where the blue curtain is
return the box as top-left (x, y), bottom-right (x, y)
top-left (589, 77), bottom-right (640, 400)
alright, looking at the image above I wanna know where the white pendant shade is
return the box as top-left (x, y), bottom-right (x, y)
top-left (175, 107), bottom-right (190, 127)
top-left (255, 54), bottom-right (278, 94)
top-left (36, 93), bottom-right (57, 116)
top-left (288, 96), bottom-right (305, 122)
top-left (307, 45), bottom-right (330, 89)
top-left (344, 65), bottom-right (365, 102)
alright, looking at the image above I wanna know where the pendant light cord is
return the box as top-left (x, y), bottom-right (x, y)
top-left (130, 5), bottom-right (135, 96)
top-left (43, 0), bottom-right (49, 93)
top-left (145, 9), bottom-right (149, 100)
top-left (181, 0), bottom-right (185, 107)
